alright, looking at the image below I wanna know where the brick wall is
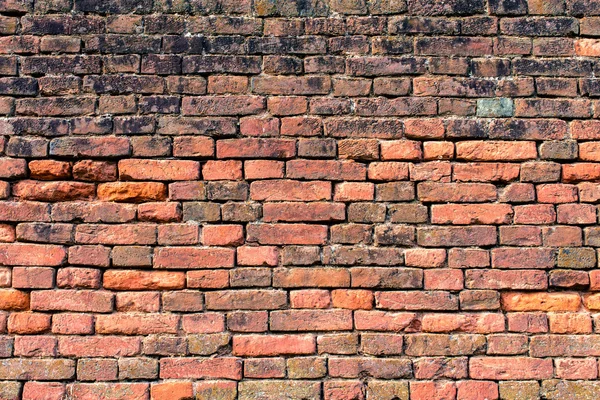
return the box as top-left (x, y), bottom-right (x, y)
top-left (0, 0), bottom-right (600, 398)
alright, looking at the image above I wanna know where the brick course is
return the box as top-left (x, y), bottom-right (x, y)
top-left (1, 0), bottom-right (600, 398)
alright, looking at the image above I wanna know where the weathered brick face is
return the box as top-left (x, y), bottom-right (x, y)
top-left (1, 0), bottom-right (600, 398)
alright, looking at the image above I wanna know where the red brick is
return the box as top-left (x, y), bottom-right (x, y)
top-left (8, 312), bottom-right (51, 334)
top-left (119, 159), bottom-right (199, 181)
top-left (28, 160), bottom-right (71, 180)
top-left (328, 357), bottom-right (411, 379)
top-left (12, 267), bottom-right (54, 289)
top-left (202, 160), bottom-right (242, 180)
top-left (324, 381), bottom-right (365, 400)
top-left (217, 138), bottom-right (295, 158)
top-left (331, 289), bottom-right (373, 310)
top-left (57, 268), bottom-right (101, 289)
top-left (274, 267), bottom-right (349, 288)
top-left (457, 381), bottom-right (498, 400)
top-left (432, 204), bottom-right (513, 225)
top-left (158, 224), bottom-right (199, 245)
top-left (502, 292), bottom-right (581, 311)
top-left (22, 382), bottom-right (65, 400)
top-left (418, 182), bottom-right (497, 202)
top-left (116, 292), bottom-right (160, 313)
top-left (368, 162), bottom-right (410, 181)
top-left (160, 358), bottom-right (242, 380)
top-left (181, 313), bottom-right (225, 333)
top-left (59, 336), bottom-right (140, 358)
top-left (206, 289), bottom-right (286, 310)
top-left (549, 313), bottom-right (592, 334)
top-left (456, 141), bottom-right (537, 161)
top-left (244, 160), bottom-right (284, 179)
top-left (469, 357), bottom-right (553, 380)
top-left (513, 204), bottom-right (556, 224)
top-left (557, 203), bottom-right (597, 224)
top-left (104, 270), bottom-right (185, 291)
top-left (154, 247), bottom-right (234, 269)
top-left (334, 182), bottom-right (374, 201)
top-left (251, 179), bottom-right (331, 201)
top-left (233, 334), bottom-right (315, 356)
top-left (507, 313), bottom-right (548, 333)
top-left (172, 136), bottom-right (214, 158)
top-left (52, 314), bottom-right (94, 335)
top-left (202, 224), bottom-right (244, 246)
top-left (466, 269), bottom-right (547, 290)
top-left (411, 381), bottom-right (457, 400)
top-left (151, 382), bottom-right (193, 400)
top-left (290, 289), bottom-right (331, 308)
top-left (271, 310), bottom-right (353, 331)
top-left (76, 358), bottom-right (118, 381)
top-left (237, 246), bottom-right (279, 266)
top-left (405, 249), bottom-right (446, 267)
top-left (31, 290), bottom-right (112, 313)
top-left (286, 159), bottom-right (366, 181)
top-left (354, 310), bottom-right (417, 331)
top-left (96, 313), bottom-right (179, 335)
top-left (97, 182), bottom-right (167, 202)
top-left (422, 313), bottom-right (505, 333)
top-left (138, 202), bottom-right (181, 222)
top-left (187, 270), bottom-right (229, 289)
top-left (492, 247), bottom-right (556, 269)
top-left (0, 289), bottom-right (29, 310)
top-left (424, 269), bottom-right (464, 290)
top-left (376, 291), bottom-right (458, 311)
top-left (555, 358), bottom-right (598, 379)
top-left (247, 223), bottom-right (328, 245)
top-left (380, 140), bottom-right (422, 160)
top-left (263, 202), bottom-right (345, 222)
top-left (67, 383), bottom-right (149, 400)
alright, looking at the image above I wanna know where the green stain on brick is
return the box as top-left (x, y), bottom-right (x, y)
top-left (477, 98), bottom-right (514, 117)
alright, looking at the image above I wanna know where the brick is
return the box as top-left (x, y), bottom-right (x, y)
top-left (274, 267), bottom-right (349, 287)
top-left (160, 358), bottom-right (241, 380)
top-left (411, 381), bottom-right (456, 400)
top-left (238, 381), bottom-right (318, 400)
top-left (376, 291), bottom-right (458, 311)
top-left (233, 334), bottom-right (315, 356)
top-left (154, 247), bottom-right (234, 269)
top-left (178, 314), bottom-right (222, 335)
top-left (502, 292), bottom-right (581, 311)
top-left (31, 290), bottom-right (112, 313)
top-left (361, 333), bottom-right (403, 355)
top-left (151, 382), bottom-right (192, 400)
top-left (67, 383), bottom-right (149, 400)
top-left (8, 312), bottom-right (51, 334)
top-left (96, 313), bottom-right (179, 335)
top-left (405, 334), bottom-right (486, 356)
top-left (13, 181), bottom-right (95, 202)
top-left (466, 270), bottom-right (547, 290)
top-left (57, 268), bottom-right (100, 289)
top-left (421, 313), bottom-right (505, 333)
top-left (52, 314), bottom-right (94, 335)
top-left (104, 270), bottom-right (184, 291)
top-left (119, 159), bottom-right (199, 181)
top-left (22, 382), bottom-right (65, 400)
top-left (456, 141), bottom-right (537, 161)
top-left (432, 204), bottom-right (513, 225)
top-left (469, 357), bottom-right (553, 380)
top-left (329, 357), bottom-right (411, 379)
top-left (247, 223), bottom-right (328, 245)
top-left (271, 310), bottom-right (352, 331)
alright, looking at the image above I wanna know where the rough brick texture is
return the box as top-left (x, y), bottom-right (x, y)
top-left (1, 0), bottom-right (600, 399)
